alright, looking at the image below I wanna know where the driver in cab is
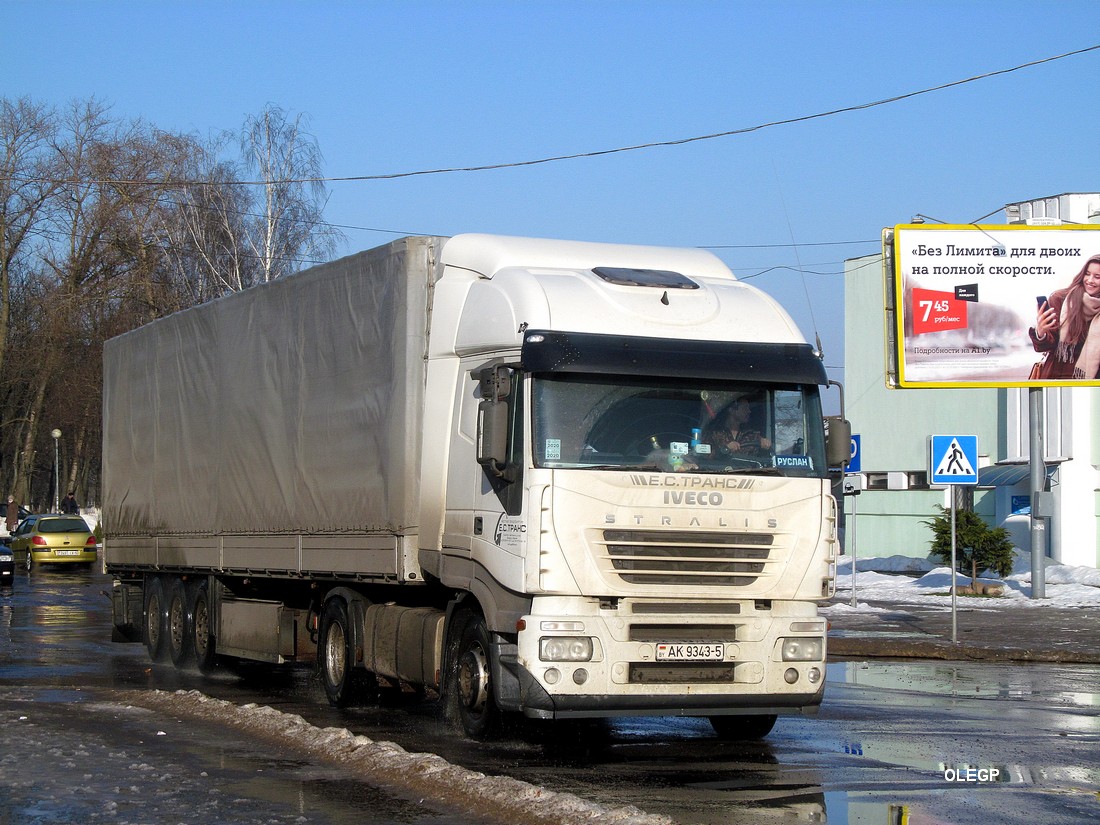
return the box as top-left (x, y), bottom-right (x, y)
top-left (704, 393), bottom-right (772, 457)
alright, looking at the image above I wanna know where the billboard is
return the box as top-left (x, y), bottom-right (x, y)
top-left (889, 225), bottom-right (1100, 388)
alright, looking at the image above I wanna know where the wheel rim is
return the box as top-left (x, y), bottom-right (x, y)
top-left (325, 620), bottom-right (346, 685)
top-left (146, 593), bottom-right (161, 648)
top-left (457, 642), bottom-right (490, 713)
top-left (193, 597), bottom-right (210, 659)
top-left (169, 595), bottom-right (185, 653)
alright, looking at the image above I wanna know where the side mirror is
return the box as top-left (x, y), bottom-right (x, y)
top-left (477, 399), bottom-right (509, 473)
top-left (824, 416), bottom-right (852, 469)
top-left (476, 365), bottom-right (514, 480)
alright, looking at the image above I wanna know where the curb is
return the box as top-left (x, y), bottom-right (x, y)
top-left (828, 637), bottom-right (1100, 664)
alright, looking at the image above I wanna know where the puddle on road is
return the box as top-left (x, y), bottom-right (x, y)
top-left (828, 660), bottom-right (1100, 709)
top-left (823, 786), bottom-right (1100, 825)
top-left (814, 661), bottom-right (1100, 824)
top-left (828, 629), bottom-right (930, 639)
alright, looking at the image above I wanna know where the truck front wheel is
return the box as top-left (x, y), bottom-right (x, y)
top-left (454, 615), bottom-right (500, 740)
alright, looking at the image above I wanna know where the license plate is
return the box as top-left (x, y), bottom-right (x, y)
top-left (56, 550), bottom-right (81, 556)
top-left (656, 643), bottom-right (726, 661)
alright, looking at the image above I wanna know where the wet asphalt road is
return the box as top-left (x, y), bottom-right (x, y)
top-left (2, 565), bottom-right (1100, 824)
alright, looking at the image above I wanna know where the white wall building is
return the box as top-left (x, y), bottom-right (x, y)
top-left (843, 193), bottom-right (1100, 569)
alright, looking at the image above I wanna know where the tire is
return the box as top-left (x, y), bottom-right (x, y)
top-left (191, 580), bottom-right (218, 675)
top-left (319, 598), bottom-right (373, 707)
top-left (709, 714), bottom-right (777, 740)
top-left (453, 615), bottom-right (500, 740)
top-left (167, 578), bottom-right (194, 668)
top-left (144, 577), bottom-right (169, 663)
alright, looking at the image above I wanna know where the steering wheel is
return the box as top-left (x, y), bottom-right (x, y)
top-left (622, 413), bottom-right (701, 457)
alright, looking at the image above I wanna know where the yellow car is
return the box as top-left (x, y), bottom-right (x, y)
top-left (10, 514), bottom-right (97, 568)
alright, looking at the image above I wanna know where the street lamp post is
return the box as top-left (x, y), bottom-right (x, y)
top-left (51, 429), bottom-right (61, 513)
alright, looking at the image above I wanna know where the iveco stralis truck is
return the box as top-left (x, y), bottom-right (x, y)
top-left (105, 234), bottom-right (848, 740)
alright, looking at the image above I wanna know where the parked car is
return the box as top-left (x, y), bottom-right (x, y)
top-left (10, 514), bottom-right (97, 568)
top-left (0, 541), bottom-right (13, 584)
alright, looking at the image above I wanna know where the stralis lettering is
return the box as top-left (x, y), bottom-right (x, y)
top-left (664, 490), bottom-right (724, 506)
top-left (605, 513), bottom-right (779, 529)
top-left (631, 474), bottom-right (756, 490)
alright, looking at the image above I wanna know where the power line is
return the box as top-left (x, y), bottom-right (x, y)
top-left (248, 42), bottom-right (1100, 185)
top-left (9, 44), bottom-right (1097, 190)
top-left (701, 239), bottom-right (878, 249)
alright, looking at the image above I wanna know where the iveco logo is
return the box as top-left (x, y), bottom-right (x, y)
top-left (664, 491), bottom-right (723, 506)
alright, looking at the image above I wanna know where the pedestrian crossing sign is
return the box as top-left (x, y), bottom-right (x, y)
top-left (929, 435), bottom-right (978, 486)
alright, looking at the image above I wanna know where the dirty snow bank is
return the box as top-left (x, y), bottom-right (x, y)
top-left (826, 552), bottom-right (1100, 612)
top-left (124, 689), bottom-right (671, 825)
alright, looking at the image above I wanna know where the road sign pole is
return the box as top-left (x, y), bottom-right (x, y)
top-left (950, 492), bottom-right (957, 644)
top-left (850, 492), bottom-right (858, 608)
top-left (929, 434), bottom-right (977, 645)
top-left (847, 434), bottom-right (861, 608)
top-left (1029, 388), bottom-right (1046, 599)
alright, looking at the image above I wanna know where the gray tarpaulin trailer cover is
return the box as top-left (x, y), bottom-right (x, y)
top-left (102, 236), bottom-right (446, 539)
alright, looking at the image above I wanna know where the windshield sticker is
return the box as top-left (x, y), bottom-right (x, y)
top-left (775, 455), bottom-right (813, 470)
top-left (544, 439), bottom-right (561, 461)
top-left (669, 441), bottom-right (689, 455)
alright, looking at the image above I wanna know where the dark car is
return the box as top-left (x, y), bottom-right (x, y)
top-left (10, 514), bottom-right (97, 568)
top-left (0, 540), bottom-right (13, 585)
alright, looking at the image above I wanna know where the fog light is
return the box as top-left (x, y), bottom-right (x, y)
top-left (784, 668), bottom-right (799, 685)
top-left (807, 667), bottom-right (822, 685)
top-left (781, 637), bottom-right (823, 662)
top-left (572, 668), bottom-right (589, 685)
top-left (544, 668), bottom-right (561, 685)
top-left (539, 636), bottom-right (593, 662)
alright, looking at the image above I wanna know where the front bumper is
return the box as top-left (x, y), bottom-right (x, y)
top-left (508, 600), bottom-right (826, 720)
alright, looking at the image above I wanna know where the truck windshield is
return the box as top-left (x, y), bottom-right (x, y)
top-left (532, 374), bottom-right (827, 477)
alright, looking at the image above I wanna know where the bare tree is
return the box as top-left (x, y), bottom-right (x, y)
top-left (240, 104), bottom-right (342, 286)
top-left (0, 96), bottom-right (344, 507)
top-left (0, 98), bottom-right (58, 380)
top-left (157, 131), bottom-right (257, 297)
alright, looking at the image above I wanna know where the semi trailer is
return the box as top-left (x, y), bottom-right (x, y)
top-left (105, 233), bottom-right (848, 740)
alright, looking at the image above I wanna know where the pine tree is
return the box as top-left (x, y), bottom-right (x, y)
top-left (923, 506), bottom-right (1015, 585)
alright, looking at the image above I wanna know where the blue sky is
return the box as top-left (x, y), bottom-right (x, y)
top-left (4, 1), bottom-right (1099, 382)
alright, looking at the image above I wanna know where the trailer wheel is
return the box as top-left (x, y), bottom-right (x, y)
top-left (167, 578), bottom-right (194, 668)
top-left (454, 615), bottom-right (500, 740)
top-left (191, 580), bottom-right (218, 674)
top-left (143, 577), bottom-right (169, 663)
top-left (319, 598), bottom-right (374, 707)
top-left (709, 714), bottom-right (777, 740)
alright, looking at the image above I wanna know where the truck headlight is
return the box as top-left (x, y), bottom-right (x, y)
top-left (539, 636), bottom-right (593, 662)
top-left (781, 637), bottom-right (823, 662)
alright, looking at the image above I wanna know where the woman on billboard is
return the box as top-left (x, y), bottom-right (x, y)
top-left (1030, 253), bottom-right (1100, 380)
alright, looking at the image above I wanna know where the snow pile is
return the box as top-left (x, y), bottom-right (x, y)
top-left (838, 554), bottom-right (936, 575)
top-left (828, 551), bottom-right (1100, 612)
top-left (125, 690), bottom-right (672, 825)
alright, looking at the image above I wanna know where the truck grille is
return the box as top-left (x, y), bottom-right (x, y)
top-left (598, 530), bottom-right (773, 587)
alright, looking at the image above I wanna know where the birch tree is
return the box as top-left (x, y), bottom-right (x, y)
top-left (240, 104), bottom-right (341, 286)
